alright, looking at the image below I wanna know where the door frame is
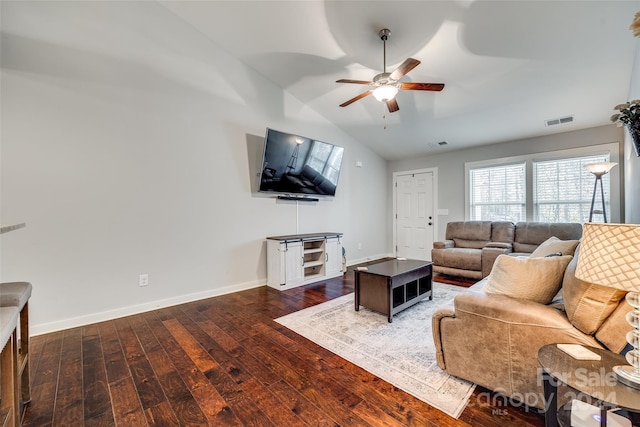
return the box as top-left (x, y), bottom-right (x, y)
top-left (392, 167), bottom-right (439, 258)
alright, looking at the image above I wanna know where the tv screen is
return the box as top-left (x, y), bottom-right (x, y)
top-left (258, 128), bottom-right (344, 198)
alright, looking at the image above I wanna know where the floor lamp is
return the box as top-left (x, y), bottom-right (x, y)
top-left (584, 162), bottom-right (617, 222)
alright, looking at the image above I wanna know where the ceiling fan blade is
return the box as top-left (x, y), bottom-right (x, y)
top-left (336, 79), bottom-right (373, 85)
top-left (386, 98), bottom-right (399, 113)
top-left (389, 58), bottom-right (421, 81)
top-left (400, 82), bottom-right (445, 91)
top-left (339, 90), bottom-right (372, 107)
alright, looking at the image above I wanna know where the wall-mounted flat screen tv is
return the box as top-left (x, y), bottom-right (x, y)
top-left (258, 128), bottom-right (344, 198)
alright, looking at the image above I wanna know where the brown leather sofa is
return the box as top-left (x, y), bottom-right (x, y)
top-left (431, 221), bottom-right (583, 279)
top-left (432, 248), bottom-right (631, 409)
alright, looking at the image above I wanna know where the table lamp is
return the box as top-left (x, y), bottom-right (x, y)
top-left (584, 162), bottom-right (617, 222)
top-left (575, 223), bottom-right (640, 389)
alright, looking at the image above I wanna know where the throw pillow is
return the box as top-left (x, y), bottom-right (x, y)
top-left (563, 246), bottom-right (627, 336)
top-left (530, 236), bottom-right (580, 258)
top-left (483, 254), bottom-right (573, 304)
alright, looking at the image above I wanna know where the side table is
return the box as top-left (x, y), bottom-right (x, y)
top-left (538, 344), bottom-right (640, 427)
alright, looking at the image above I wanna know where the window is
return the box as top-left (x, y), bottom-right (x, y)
top-left (469, 163), bottom-right (526, 222)
top-left (534, 154), bottom-right (610, 223)
top-left (465, 143), bottom-right (618, 223)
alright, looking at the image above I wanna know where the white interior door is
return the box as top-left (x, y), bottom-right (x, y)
top-left (395, 172), bottom-right (435, 260)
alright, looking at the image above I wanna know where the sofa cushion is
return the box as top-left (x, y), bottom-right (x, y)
top-left (446, 221), bottom-right (492, 241)
top-left (595, 299), bottom-right (633, 352)
top-left (432, 248), bottom-right (482, 271)
top-left (563, 247), bottom-right (627, 335)
top-left (530, 236), bottom-right (580, 258)
top-left (491, 221), bottom-right (515, 243)
top-left (483, 254), bottom-right (572, 304)
top-left (513, 222), bottom-right (582, 253)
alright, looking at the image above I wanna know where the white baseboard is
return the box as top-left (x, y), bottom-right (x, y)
top-left (346, 253), bottom-right (394, 266)
top-left (31, 279), bottom-right (266, 336)
top-left (31, 253), bottom-right (396, 336)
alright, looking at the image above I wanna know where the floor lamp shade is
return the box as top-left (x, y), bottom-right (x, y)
top-left (576, 222), bottom-right (640, 389)
top-left (584, 162), bottom-right (617, 223)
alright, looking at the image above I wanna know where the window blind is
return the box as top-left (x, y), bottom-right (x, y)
top-left (533, 154), bottom-right (610, 223)
top-left (469, 163), bottom-right (526, 221)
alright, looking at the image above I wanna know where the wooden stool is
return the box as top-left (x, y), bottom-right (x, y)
top-left (0, 306), bottom-right (19, 427)
top-left (0, 282), bottom-right (32, 417)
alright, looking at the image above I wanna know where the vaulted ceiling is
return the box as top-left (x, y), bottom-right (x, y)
top-left (162, 1), bottom-right (639, 160)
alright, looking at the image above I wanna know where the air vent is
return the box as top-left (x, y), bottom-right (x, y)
top-left (545, 116), bottom-right (574, 127)
top-left (438, 141), bottom-right (448, 146)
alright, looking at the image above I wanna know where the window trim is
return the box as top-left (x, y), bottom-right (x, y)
top-left (464, 142), bottom-right (621, 222)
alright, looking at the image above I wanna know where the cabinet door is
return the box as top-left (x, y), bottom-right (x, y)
top-left (266, 240), bottom-right (286, 287)
top-left (325, 237), bottom-right (342, 277)
top-left (284, 241), bottom-right (304, 287)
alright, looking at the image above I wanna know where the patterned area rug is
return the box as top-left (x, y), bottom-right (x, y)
top-left (275, 282), bottom-right (475, 419)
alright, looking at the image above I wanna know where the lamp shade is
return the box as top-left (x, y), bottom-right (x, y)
top-left (575, 223), bottom-right (640, 291)
top-left (372, 85), bottom-right (398, 102)
top-left (584, 162), bottom-right (617, 176)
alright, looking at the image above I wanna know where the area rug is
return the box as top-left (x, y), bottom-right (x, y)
top-left (275, 282), bottom-right (475, 418)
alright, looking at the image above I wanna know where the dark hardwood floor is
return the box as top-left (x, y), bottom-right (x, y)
top-left (22, 264), bottom-right (545, 426)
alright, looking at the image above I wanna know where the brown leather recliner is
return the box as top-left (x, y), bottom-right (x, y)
top-left (432, 248), bottom-right (631, 409)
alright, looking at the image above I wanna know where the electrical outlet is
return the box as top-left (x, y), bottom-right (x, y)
top-left (357, 242), bottom-right (362, 250)
top-left (139, 274), bottom-right (149, 287)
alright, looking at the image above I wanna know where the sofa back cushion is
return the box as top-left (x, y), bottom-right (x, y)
top-left (446, 221), bottom-right (492, 248)
top-left (513, 222), bottom-right (582, 253)
top-left (491, 221), bottom-right (515, 243)
top-left (562, 246), bottom-right (627, 335)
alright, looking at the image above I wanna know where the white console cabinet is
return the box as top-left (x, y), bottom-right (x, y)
top-left (266, 233), bottom-right (343, 290)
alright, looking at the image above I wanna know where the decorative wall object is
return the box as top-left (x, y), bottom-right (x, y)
top-left (611, 100), bottom-right (640, 156)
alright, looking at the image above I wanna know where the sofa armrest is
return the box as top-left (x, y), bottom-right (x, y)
top-left (432, 303), bottom-right (455, 369)
top-left (433, 291), bottom-right (602, 409)
top-left (433, 240), bottom-right (454, 249)
top-left (481, 246), bottom-right (512, 277)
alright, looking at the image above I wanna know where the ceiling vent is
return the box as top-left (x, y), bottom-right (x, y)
top-left (545, 115), bottom-right (574, 127)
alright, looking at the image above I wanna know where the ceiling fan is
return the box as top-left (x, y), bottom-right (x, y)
top-left (336, 28), bottom-right (444, 113)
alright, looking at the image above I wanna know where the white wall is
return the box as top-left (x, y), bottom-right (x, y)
top-left (624, 39), bottom-right (640, 223)
top-left (388, 125), bottom-right (625, 242)
top-left (0, 2), bottom-right (389, 334)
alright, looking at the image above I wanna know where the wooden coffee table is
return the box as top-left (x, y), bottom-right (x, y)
top-left (354, 259), bottom-right (432, 322)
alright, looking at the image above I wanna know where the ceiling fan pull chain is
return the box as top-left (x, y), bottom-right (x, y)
top-left (383, 105), bottom-right (387, 129)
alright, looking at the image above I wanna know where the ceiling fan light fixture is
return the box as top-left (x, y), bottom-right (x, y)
top-left (372, 85), bottom-right (398, 102)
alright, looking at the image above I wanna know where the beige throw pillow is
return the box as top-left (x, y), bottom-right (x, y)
top-left (483, 254), bottom-right (573, 304)
top-left (530, 236), bottom-right (580, 258)
top-left (562, 247), bottom-right (627, 335)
